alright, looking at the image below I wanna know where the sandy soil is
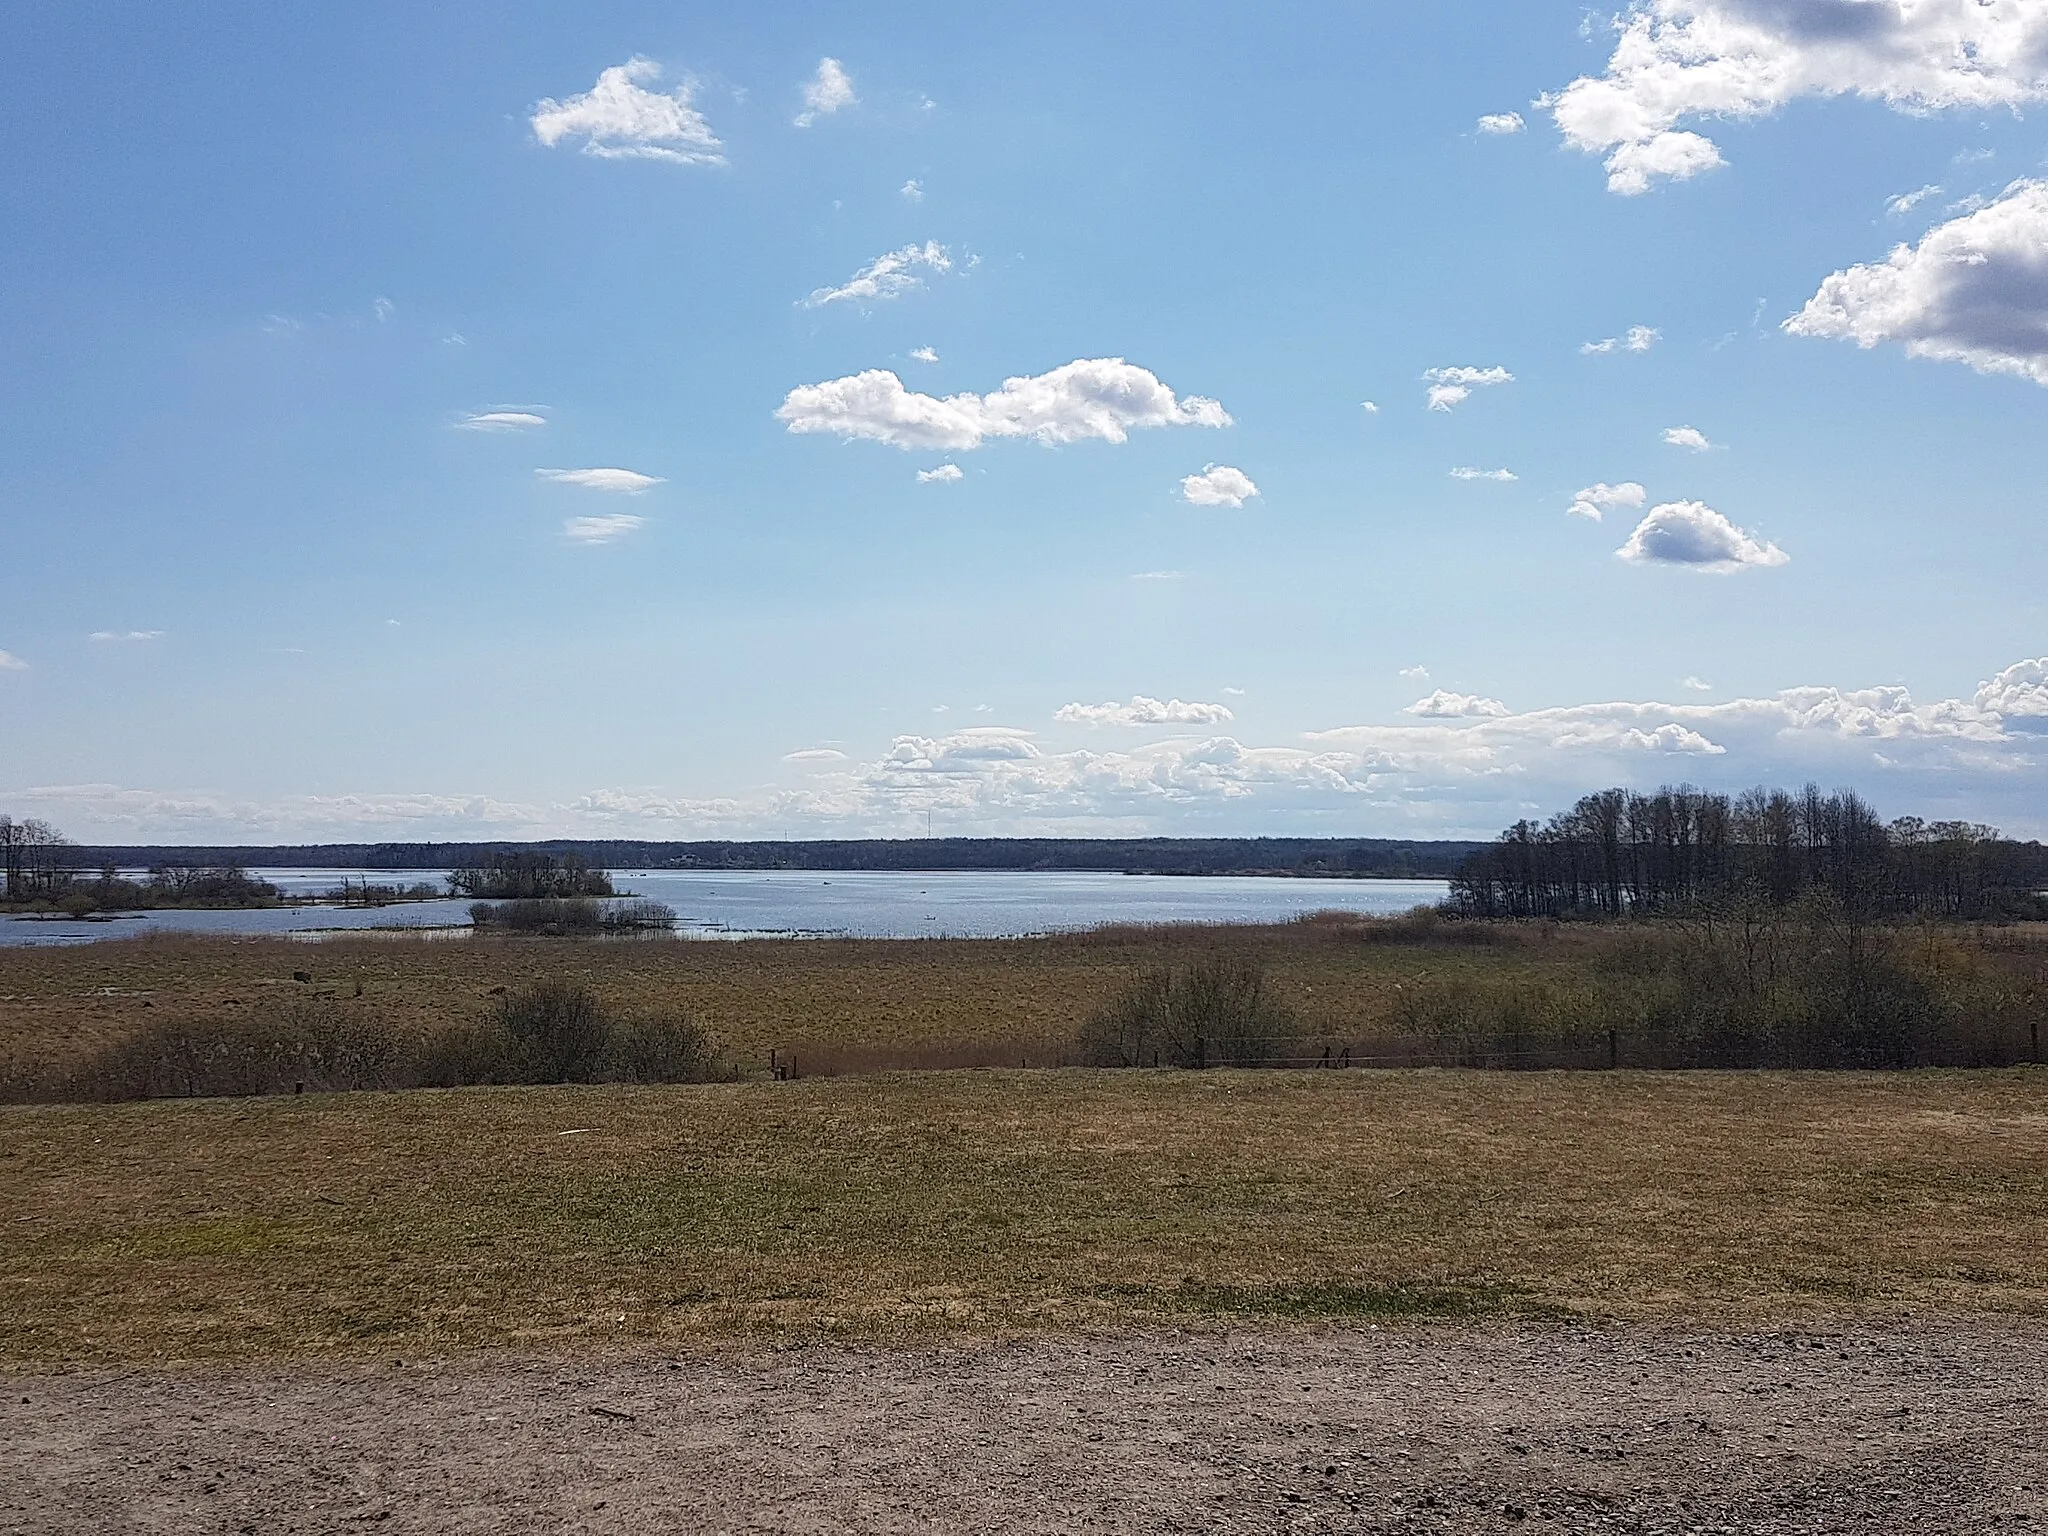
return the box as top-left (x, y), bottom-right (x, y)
top-left (3, 1324), bottom-right (2043, 1534)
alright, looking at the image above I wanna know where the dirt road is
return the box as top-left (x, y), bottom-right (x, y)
top-left (4, 1324), bottom-right (2042, 1533)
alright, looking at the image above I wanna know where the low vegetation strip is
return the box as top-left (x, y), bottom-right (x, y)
top-left (1, 1069), bottom-right (2043, 1364)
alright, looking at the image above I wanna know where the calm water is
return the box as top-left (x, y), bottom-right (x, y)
top-left (0, 869), bottom-right (1449, 948)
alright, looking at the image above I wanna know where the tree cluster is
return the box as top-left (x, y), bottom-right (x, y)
top-left (1449, 785), bottom-right (2048, 921)
top-left (445, 852), bottom-right (613, 900)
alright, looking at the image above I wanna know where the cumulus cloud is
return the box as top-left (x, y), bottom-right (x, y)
top-left (21, 651), bottom-right (2048, 840)
top-left (802, 242), bottom-right (951, 308)
top-left (1617, 500), bottom-right (1788, 571)
top-left (531, 58), bottom-right (725, 165)
top-left (1180, 464), bottom-right (1260, 507)
top-left (901, 178), bottom-right (924, 202)
top-left (89, 630), bottom-right (163, 642)
top-left (0, 650), bottom-right (26, 671)
top-left (1582, 325), bottom-right (1661, 354)
top-left (1544, 1), bottom-right (2048, 195)
top-left (1399, 665), bottom-right (1431, 683)
top-left (917, 463), bottom-right (964, 483)
top-left (537, 467), bottom-right (664, 493)
top-left (1055, 696), bottom-right (1236, 727)
top-left (776, 358), bottom-right (1230, 452)
top-left (1784, 179), bottom-right (2048, 384)
top-left (1568, 481), bottom-right (1647, 521)
top-left (909, 346), bottom-right (939, 363)
top-left (1683, 675), bottom-right (1716, 692)
top-left (457, 410), bottom-right (547, 432)
top-left (1975, 655), bottom-right (2048, 728)
top-left (1478, 111), bottom-right (1527, 134)
top-left (1662, 425), bottom-right (1714, 450)
top-left (562, 513), bottom-right (647, 544)
top-left (1360, 400), bottom-right (1380, 413)
top-left (1406, 690), bottom-right (1511, 719)
top-left (1424, 365), bottom-right (1513, 411)
top-left (1450, 466), bottom-right (1517, 482)
top-left (795, 57), bottom-right (856, 127)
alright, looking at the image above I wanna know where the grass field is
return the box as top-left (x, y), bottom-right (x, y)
top-left (0, 921), bottom-right (1603, 1080)
top-left (3, 1067), bottom-right (2044, 1365)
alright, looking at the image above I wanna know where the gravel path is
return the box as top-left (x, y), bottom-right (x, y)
top-left (3, 1324), bottom-right (2043, 1533)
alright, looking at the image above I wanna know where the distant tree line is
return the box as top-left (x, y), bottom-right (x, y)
top-left (1449, 785), bottom-right (2048, 921)
top-left (70, 836), bottom-right (1484, 879)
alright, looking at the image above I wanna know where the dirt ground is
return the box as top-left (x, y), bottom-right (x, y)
top-left (4, 1323), bottom-right (2042, 1534)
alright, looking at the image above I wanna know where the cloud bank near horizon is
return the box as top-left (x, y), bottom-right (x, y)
top-left (15, 656), bottom-right (2046, 843)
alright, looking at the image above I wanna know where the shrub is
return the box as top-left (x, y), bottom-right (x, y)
top-left (495, 979), bottom-right (612, 1082)
top-left (1079, 952), bottom-right (1301, 1067)
top-left (599, 1012), bottom-right (713, 1083)
top-left (17, 984), bottom-right (722, 1103)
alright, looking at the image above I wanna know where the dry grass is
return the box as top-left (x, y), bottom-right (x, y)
top-left (2, 1067), bottom-right (2044, 1365)
top-left (0, 923), bottom-right (1591, 1081)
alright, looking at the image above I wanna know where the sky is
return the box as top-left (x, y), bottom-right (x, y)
top-left (2, 0), bottom-right (2046, 843)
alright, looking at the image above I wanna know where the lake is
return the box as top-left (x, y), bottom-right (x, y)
top-left (0, 869), bottom-right (1450, 947)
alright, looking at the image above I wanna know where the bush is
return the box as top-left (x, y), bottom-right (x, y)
top-left (470, 898), bottom-right (604, 934)
top-left (495, 979), bottom-right (612, 1082)
top-left (51, 1004), bottom-right (414, 1101)
top-left (16, 983), bottom-right (721, 1104)
top-left (1079, 952), bottom-right (1301, 1067)
top-left (598, 1012), bottom-right (713, 1083)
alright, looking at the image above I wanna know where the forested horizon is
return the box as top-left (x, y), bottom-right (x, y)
top-left (36, 836), bottom-right (1484, 880)
top-left (1450, 785), bottom-right (2048, 921)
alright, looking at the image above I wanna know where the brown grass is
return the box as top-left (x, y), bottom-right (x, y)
top-left (0, 922), bottom-right (1630, 1087)
top-left (2, 1067), bottom-right (2044, 1365)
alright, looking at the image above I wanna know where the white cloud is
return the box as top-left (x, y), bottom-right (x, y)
top-left (1424, 365), bottom-right (1513, 411)
top-left (537, 467), bottom-right (664, 493)
top-left (1450, 466), bottom-right (1517, 482)
top-left (1617, 500), bottom-right (1788, 571)
top-left (1784, 179), bottom-right (2048, 385)
top-left (0, 651), bottom-right (27, 671)
top-left (457, 410), bottom-right (547, 432)
top-left (901, 178), bottom-right (925, 202)
top-left (795, 58), bottom-right (856, 127)
top-left (1406, 690), bottom-right (1511, 719)
top-left (1662, 425), bottom-right (1714, 450)
top-left (777, 358), bottom-right (1230, 452)
top-left (909, 346), bottom-right (939, 363)
top-left (917, 463), bottom-right (964, 483)
top-left (1975, 655), bottom-right (2048, 728)
top-left (1360, 400), bottom-right (1380, 413)
top-left (803, 242), bottom-right (951, 308)
top-left (1130, 570), bottom-right (1185, 582)
top-left (1056, 696), bottom-right (1236, 727)
top-left (1582, 325), bottom-right (1662, 354)
top-left (372, 297), bottom-right (394, 323)
top-left (1683, 675), bottom-right (1715, 691)
top-left (89, 630), bottom-right (163, 643)
top-left (783, 748), bottom-right (848, 762)
top-left (1567, 481), bottom-right (1647, 521)
top-left (1477, 111), bottom-right (1527, 134)
top-left (1180, 464), bottom-right (1260, 507)
top-left (562, 513), bottom-right (647, 544)
top-left (1544, 1), bottom-right (2048, 195)
top-left (20, 653), bottom-right (2048, 839)
top-left (1886, 183), bottom-right (1944, 216)
top-left (1399, 665), bottom-right (1431, 683)
top-left (531, 58), bottom-right (725, 166)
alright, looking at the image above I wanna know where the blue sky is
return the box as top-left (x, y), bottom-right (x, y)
top-left (3, 1), bottom-right (2046, 841)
